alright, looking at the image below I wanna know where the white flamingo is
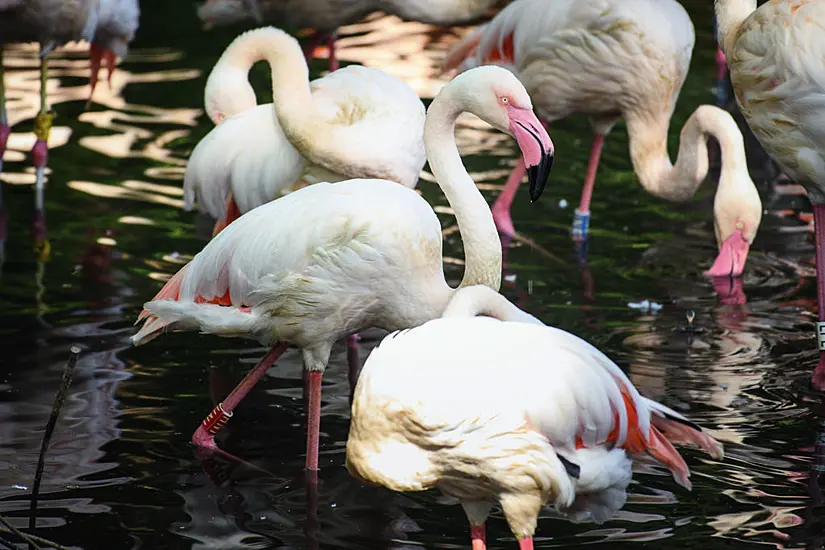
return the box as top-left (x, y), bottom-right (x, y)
top-left (197, 0), bottom-right (504, 72)
top-left (347, 285), bottom-right (724, 550)
top-left (184, 27), bottom-right (427, 236)
top-left (715, 0), bottom-right (825, 389)
top-left (444, 0), bottom-right (763, 278)
top-left (87, 0), bottom-right (140, 107)
top-left (132, 65), bottom-right (554, 472)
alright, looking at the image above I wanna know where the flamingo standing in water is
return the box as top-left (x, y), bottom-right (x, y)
top-left (197, 0), bottom-right (504, 72)
top-left (184, 27), bottom-right (426, 236)
top-left (444, 0), bottom-right (763, 278)
top-left (132, 65), bottom-right (554, 472)
top-left (347, 285), bottom-right (724, 550)
top-left (715, 0), bottom-right (825, 389)
top-left (87, 0), bottom-right (140, 108)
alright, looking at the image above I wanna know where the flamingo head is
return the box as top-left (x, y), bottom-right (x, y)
top-left (459, 66), bottom-right (554, 202)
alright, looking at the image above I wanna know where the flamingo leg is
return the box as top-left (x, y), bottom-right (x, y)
top-left (572, 132), bottom-right (606, 241)
top-left (305, 370), bottom-right (323, 471)
top-left (491, 157), bottom-right (526, 238)
top-left (304, 469), bottom-right (320, 550)
top-left (470, 525), bottom-right (486, 550)
top-left (303, 32), bottom-right (324, 65)
top-left (712, 18), bottom-right (728, 106)
top-left (518, 538), bottom-right (534, 550)
top-left (32, 51), bottom-right (52, 261)
top-left (812, 204), bottom-right (825, 391)
top-left (326, 33), bottom-right (339, 72)
top-left (462, 501), bottom-right (492, 550)
top-left (0, 46), bottom-right (9, 174)
top-left (347, 333), bottom-right (360, 401)
top-left (192, 342), bottom-right (289, 449)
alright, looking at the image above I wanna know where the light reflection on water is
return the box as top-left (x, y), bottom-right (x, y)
top-left (0, 2), bottom-right (823, 549)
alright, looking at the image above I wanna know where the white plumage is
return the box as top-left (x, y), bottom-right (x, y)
top-left (133, 65), bottom-right (554, 471)
top-left (183, 27), bottom-right (427, 234)
top-left (715, 0), bottom-right (825, 389)
top-left (445, 0), bottom-right (762, 278)
top-left (347, 285), bottom-right (724, 549)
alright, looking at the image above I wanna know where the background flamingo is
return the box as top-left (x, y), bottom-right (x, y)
top-left (87, 0), bottom-right (140, 107)
top-left (715, 0), bottom-right (825, 389)
top-left (197, 0), bottom-right (505, 72)
top-left (184, 27), bottom-right (427, 236)
top-left (347, 285), bottom-right (723, 550)
top-left (132, 65), bottom-right (554, 473)
top-left (444, 0), bottom-right (762, 278)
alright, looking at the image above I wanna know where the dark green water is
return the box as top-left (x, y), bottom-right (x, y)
top-left (1, 1), bottom-right (824, 548)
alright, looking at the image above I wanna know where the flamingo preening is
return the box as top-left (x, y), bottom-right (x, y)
top-left (444, 0), bottom-right (762, 278)
top-left (132, 65), bottom-right (554, 472)
top-left (347, 285), bottom-right (724, 550)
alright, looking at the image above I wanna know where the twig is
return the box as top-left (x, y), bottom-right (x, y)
top-left (27, 345), bottom-right (80, 547)
top-left (0, 517), bottom-right (73, 550)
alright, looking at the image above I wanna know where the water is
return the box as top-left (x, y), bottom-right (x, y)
top-left (1, 1), bottom-right (824, 548)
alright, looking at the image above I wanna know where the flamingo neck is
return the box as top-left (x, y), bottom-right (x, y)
top-left (626, 105), bottom-right (748, 204)
top-left (442, 285), bottom-right (541, 324)
top-left (714, 0), bottom-right (757, 57)
top-left (424, 87), bottom-right (502, 292)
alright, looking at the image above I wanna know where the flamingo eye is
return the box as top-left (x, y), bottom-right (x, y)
top-left (500, 96), bottom-right (509, 104)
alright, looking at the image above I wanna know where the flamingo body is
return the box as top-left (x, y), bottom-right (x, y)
top-left (347, 291), bottom-right (723, 546)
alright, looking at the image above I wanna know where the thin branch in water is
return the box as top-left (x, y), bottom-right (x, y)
top-left (27, 345), bottom-right (81, 547)
top-left (0, 516), bottom-right (73, 550)
top-left (0, 516), bottom-right (41, 550)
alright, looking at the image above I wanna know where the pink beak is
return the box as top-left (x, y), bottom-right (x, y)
top-left (507, 105), bottom-right (554, 202)
top-left (705, 229), bottom-right (750, 277)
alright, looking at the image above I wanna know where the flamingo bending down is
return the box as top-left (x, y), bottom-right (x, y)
top-left (132, 65), bottom-right (554, 471)
top-left (715, 0), bottom-right (825, 389)
top-left (87, 0), bottom-right (140, 108)
top-left (197, 0), bottom-right (504, 72)
top-left (346, 285), bottom-right (724, 550)
top-left (444, 0), bottom-right (763, 277)
top-left (184, 27), bottom-right (427, 236)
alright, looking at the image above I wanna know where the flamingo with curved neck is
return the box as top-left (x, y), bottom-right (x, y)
top-left (186, 27), bottom-right (426, 235)
top-left (134, 65), bottom-right (554, 471)
top-left (444, 0), bottom-right (762, 277)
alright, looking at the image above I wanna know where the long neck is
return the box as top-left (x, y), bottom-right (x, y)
top-left (626, 105), bottom-right (747, 202)
top-left (425, 90), bottom-right (502, 291)
top-left (714, 0), bottom-right (757, 56)
top-left (442, 285), bottom-right (542, 324)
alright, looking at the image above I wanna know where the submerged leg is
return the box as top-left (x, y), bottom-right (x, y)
top-left (305, 370), bottom-right (323, 471)
top-left (571, 132), bottom-right (606, 241)
top-left (813, 205), bottom-right (825, 391)
top-left (491, 158), bottom-right (526, 238)
top-left (192, 342), bottom-right (289, 449)
top-left (0, 46), bottom-right (9, 174)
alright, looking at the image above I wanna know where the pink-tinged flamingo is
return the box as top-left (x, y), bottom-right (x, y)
top-left (347, 285), bottom-right (724, 550)
top-left (715, 0), bottom-right (825, 389)
top-left (184, 27), bottom-right (426, 236)
top-left (197, 0), bottom-right (504, 72)
top-left (444, 0), bottom-right (763, 278)
top-left (87, 0), bottom-right (140, 108)
top-left (132, 65), bottom-right (554, 472)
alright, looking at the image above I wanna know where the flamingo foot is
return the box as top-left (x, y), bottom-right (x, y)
top-left (571, 209), bottom-right (590, 241)
top-left (492, 201), bottom-right (516, 238)
top-left (813, 353), bottom-right (825, 392)
top-left (470, 525), bottom-right (486, 550)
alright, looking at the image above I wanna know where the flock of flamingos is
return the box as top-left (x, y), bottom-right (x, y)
top-left (2, 0), bottom-right (824, 548)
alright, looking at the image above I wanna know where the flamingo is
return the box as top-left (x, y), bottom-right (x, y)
top-left (712, 16), bottom-right (729, 106)
top-left (346, 285), bottom-right (724, 550)
top-left (87, 0), bottom-right (140, 108)
top-left (131, 65), bottom-right (554, 472)
top-left (443, 0), bottom-right (763, 278)
top-left (184, 27), bottom-right (427, 237)
top-left (197, 0), bottom-right (504, 72)
top-left (714, 0), bottom-right (825, 389)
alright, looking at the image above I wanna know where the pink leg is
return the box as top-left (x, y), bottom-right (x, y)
top-left (491, 158), bottom-right (526, 238)
top-left (470, 525), bottom-right (486, 550)
top-left (305, 468), bottom-right (320, 550)
top-left (812, 205), bottom-right (825, 391)
top-left (192, 342), bottom-right (289, 449)
top-left (519, 538), bottom-right (534, 550)
top-left (572, 133), bottom-right (606, 241)
top-left (327, 34), bottom-right (339, 72)
top-left (302, 32), bottom-right (323, 65)
top-left (306, 370), bottom-right (323, 471)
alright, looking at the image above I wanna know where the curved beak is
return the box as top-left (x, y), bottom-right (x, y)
top-left (704, 229), bottom-right (750, 277)
top-left (507, 105), bottom-right (554, 202)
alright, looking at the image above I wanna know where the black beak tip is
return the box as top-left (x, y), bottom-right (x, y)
top-left (527, 151), bottom-right (553, 202)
